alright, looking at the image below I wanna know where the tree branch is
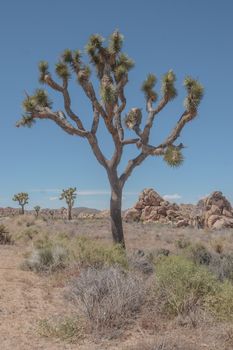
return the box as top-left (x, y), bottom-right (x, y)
top-left (44, 74), bottom-right (86, 131)
top-left (121, 138), bottom-right (140, 146)
top-left (158, 110), bottom-right (196, 148)
top-left (119, 152), bottom-right (148, 187)
top-left (30, 108), bottom-right (88, 137)
top-left (91, 109), bottom-right (100, 134)
top-left (62, 83), bottom-right (86, 130)
top-left (86, 133), bottom-right (109, 169)
top-left (141, 96), bottom-right (169, 143)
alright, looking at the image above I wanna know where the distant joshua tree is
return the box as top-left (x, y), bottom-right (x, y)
top-left (60, 187), bottom-right (77, 220)
top-left (12, 192), bottom-right (29, 215)
top-left (17, 30), bottom-right (204, 247)
top-left (49, 209), bottom-right (55, 219)
top-left (34, 205), bottom-right (41, 217)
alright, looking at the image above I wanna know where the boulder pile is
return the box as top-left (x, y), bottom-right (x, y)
top-left (197, 191), bottom-right (233, 229)
top-left (124, 188), bottom-right (233, 230)
top-left (124, 188), bottom-right (191, 227)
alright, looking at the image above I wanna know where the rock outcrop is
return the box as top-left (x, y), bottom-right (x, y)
top-left (197, 191), bottom-right (233, 230)
top-left (124, 188), bottom-right (191, 227)
top-left (124, 188), bottom-right (233, 230)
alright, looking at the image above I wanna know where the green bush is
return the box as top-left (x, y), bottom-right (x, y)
top-left (186, 243), bottom-right (212, 266)
top-left (206, 280), bottom-right (233, 321)
top-left (155, 255), bottom-right (218, 316)
top-left (72, 237), bottom-right (128, 269)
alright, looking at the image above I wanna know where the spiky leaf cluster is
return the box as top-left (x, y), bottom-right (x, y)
top-left (34, 89), bottom-right (52, 108)
top-left (184, 77), bottom-right (204, 112)
top-left (39, 61), bottom-right (49, 83)
top-left (163, 146), bottom-right (184, 167)
top-left (100, 84), bottom-right (116, 104)
top-left (77, 66), bottom-right (91, 83)
top-left (162, 70), bottom-right (177, 100)
top-left (114, 53), bottom-right (134, 82)
top-left (141, 74), bottom-right (158, 101)
top-left (125, 108), bottom-right (142, 129)
top-left (34, 205), bottom-right (41, 213)
top-left (60, 187), bottom-right (77, 207)
top-left (108, 30), bottom-right (124, 54)
top-left (16, 115), bottom-right (35, 128)
top-left (20, 90), bottom-right (52, 127)
top-left (22, 90), bottom-right (52, 113)
top-left (22, 96), bottom-right (37, 113)
top-left (55, 61), bottom-right (70, 80)
top-left (99, 75), bottom-right (116, 104)
top-left (12, 192), bottom-right (29, 205)
top-left (61, 49), bottom-right (82, 70)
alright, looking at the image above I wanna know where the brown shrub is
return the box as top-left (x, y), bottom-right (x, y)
top-left (67, 266), bottom-right (146, 336)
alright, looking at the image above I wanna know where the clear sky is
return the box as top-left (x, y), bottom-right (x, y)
top-left (0, 0), bottom-right (233, 210)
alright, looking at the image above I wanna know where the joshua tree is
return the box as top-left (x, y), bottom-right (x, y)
top-left (34, 205), bottom-right (41, 217)
top-left (49, 209), bottom-right (55, 219)
top-left (16, 30), bottom-right (204, 247)
top-left (60, 187), bottom-right (77, 220)
top-left (12, 192), bottom-right (29, 215)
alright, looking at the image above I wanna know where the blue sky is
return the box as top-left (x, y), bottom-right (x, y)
top-left (0, 0), bottom-right (233, 209)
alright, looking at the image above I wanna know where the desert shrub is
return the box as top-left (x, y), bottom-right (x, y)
top-left (38, 317), bottom-right (84, 342)
top-left (206, 280), bottom-right (233, 321)
top-left (16, 228), bottom-right (39, 241)
top-left (175, 237), bottom-right (191, 249)
top-left (155, 255), bottom-right (218, 316)
top-left (0, 224), bottom-right (13, 245)
top-left (128, 250), bottom-right (154, 274)
top-left (67, 266), bottom-right (145, 333)
top-left (211, 238), bottom-right (224, 254)
top-left (187, 243), bottom-right (212, 265)
top-left (72, 237), bottom-right (128, 269)
top-left (22, 244), bottom-right (69, 273)
top-left (26, 219), bottom-right (36, 227)
top-left (208, 252), bottom-right (233, 282)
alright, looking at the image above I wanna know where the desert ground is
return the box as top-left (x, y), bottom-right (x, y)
top-left (1, 215), bottom-right (233, 350)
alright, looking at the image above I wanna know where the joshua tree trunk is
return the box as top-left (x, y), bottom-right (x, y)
top-left (68, 205), bottom-right (72, 220)
top-left (107, 168), bottom-right (126, 247)
top-left (110, 183), bottom-right (125, 248)
top-left (21, 205), bottom-right (24, 215)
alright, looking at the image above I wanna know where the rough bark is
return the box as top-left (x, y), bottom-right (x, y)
top-left (21, 205), bottom-right (25, 215)
top-left (110, 182), bottom-right (125, 248)
top-left (68, 205), bottom-right (72, 220)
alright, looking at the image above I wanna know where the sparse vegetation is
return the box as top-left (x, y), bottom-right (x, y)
top-left (1, 215), bottom-right (233, 349)
top-left (124, 339), bottom-right (197, 350)
top-left (38, 317), bottom-right (84, 342)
